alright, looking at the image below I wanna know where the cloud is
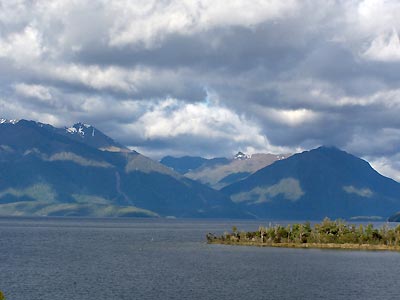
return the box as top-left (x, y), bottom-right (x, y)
top-left (369, 154), bottom-right (400, 182)
top-left (254, 106), bottom-right (320, 127)
top-left (363, 29), bottom-right (400, 62)
top-left (0, 0), bottom-right (400, 180)
top-left (14, 83), bottom-right (52, 101)
top-left (120, 97), bottom-right (288, 158)
top-left (108, 0), bottom-right (299, 47)
top-left (0, 26), bottom-right (44, 63)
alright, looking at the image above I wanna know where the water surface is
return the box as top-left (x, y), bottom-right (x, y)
top-left (0, 217), bottom-right (399, 300)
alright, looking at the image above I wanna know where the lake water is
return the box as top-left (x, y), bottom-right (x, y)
top-left (0, 217), bottom-right (399, 300)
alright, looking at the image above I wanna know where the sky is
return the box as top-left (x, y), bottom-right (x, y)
top-left (1, 0), bottom-right (400, 180)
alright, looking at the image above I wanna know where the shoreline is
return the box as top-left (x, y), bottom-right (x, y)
top-left (206, 218), bottom-right (400, 252)
top-left (208, 240), bottom-right (400, 251)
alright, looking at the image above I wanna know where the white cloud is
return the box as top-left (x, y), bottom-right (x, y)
top-left (0, 25), bottom-right (44, 63)
top-left (363, 29), bottom-right (400, 62)
top-left (2, 0), bottom-right (400, 173)
top-left (119, 97), bottom-right (291, 156)
top-left (14, 83), bottom-right (52, 101)
top-left (108, 0), bottom-right (299, 47)
top-left (336, 89), bottom-right (400, 107)
top-left (47, 64), bottom-right (141, 93)
top-left (369, 155), bottom-right (400, 182)
top-left (137, 98), bottom-right (269, 143)
top-left (252, 104), bottom-right (320, 127)
top-left (0, 97), bottom-right (62, 126)
top-left (356, 0), bottom-right (400, 34)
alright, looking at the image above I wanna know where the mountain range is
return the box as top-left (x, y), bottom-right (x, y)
top-left (161, 152), bottom-right (291, 189)
top-left (222, 146), bottom-right (400, 220)
top-left (0, 119), bottom-right (243, 218)
top-left (1, 118), bottom-right (400, 221)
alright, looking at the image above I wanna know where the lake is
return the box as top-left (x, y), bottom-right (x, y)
top-left (0, 217), bottom-right (399, 300)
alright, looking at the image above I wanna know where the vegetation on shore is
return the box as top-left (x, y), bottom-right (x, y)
top-left (207, 218), bottom-right (400, 251)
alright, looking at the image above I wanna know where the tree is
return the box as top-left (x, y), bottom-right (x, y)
top-left (232, 226), bottom-right (238, 236)
top-left (206, 233), bottom-right (216, 242)
top-left (279, 226), bottom-right (289, 243)
top-left (0, 290), bottom-right (5, 300)
top-left (258, 226), bottom-right (266, 242)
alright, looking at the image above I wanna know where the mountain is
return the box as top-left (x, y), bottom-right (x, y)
top-left (0, 119), bottom-right (244, 218)
top-left (221, 146), bottom-right (400, 220)
top-left (160, 156), bottom-right (229, 174)
top-left (182, 152), bottom-right (291, 189)
top-left (60, 122), bottom-right (129, 152)
top-left (388, 212), bottom-right (400, 222)
top-left (4, 120), bottom-right (399, 221)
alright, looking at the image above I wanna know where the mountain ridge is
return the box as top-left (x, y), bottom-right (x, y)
top-left (161, 152), bottom-right (291, 189)
top-left (221, 146), bottom-right (400, 220)
top-left (2, 119), bottom-right (400, 221)
top-left (0, 119), bottom-right (245, 219)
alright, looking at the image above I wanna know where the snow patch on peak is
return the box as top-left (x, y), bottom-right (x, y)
top-left (65, 122), bottom-right (94, 137)
top-left (234, 151), bottom-right (251, 160)
top-left (0, 118), bottom-right (20, 124)
top-left (66, 127), bottom-right (77, 134)
top-left (78, 126), bottom-right (85, 136)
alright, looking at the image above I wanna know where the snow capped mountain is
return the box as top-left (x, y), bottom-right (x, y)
top-left (1, 119), bottom-right (128, 152)
top-left (234, 151), bottom-right (251, 160)
top-left (60, 122), bottom-right (129, 151)
top-left (1, 119), bottom-right (49, 129)
top-left (0, 118), bottom-right (243, 218)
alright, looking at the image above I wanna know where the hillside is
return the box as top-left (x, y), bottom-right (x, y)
top-left (0, 119), bottom-right (243, 218)
top-left (161, 152), bottom-right (291, 189)
top-left (222, 146), bottom-right (400, 220)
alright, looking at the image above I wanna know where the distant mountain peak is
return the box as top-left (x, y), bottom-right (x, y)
top-left (0, 118), bottom-right (20, 125)
top-left (62, 122), bottom-right (129, 151)
top-left (234, 151), bottom-right (251, 160)
top-left (66, 122), bottom-right (96, 138)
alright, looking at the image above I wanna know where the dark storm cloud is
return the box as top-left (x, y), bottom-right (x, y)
top-left (1, 0), bottom-right (400, 179)
top-left (74, 24), bottom-right (308, 73)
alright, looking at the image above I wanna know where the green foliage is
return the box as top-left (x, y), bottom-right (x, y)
top-left (0, 290), bottom-right (5, 300)
top-left (219, 219), bottom-right (400, 246)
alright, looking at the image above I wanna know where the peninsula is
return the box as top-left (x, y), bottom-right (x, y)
top-left (207, 218), bottom-right (400, 251)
